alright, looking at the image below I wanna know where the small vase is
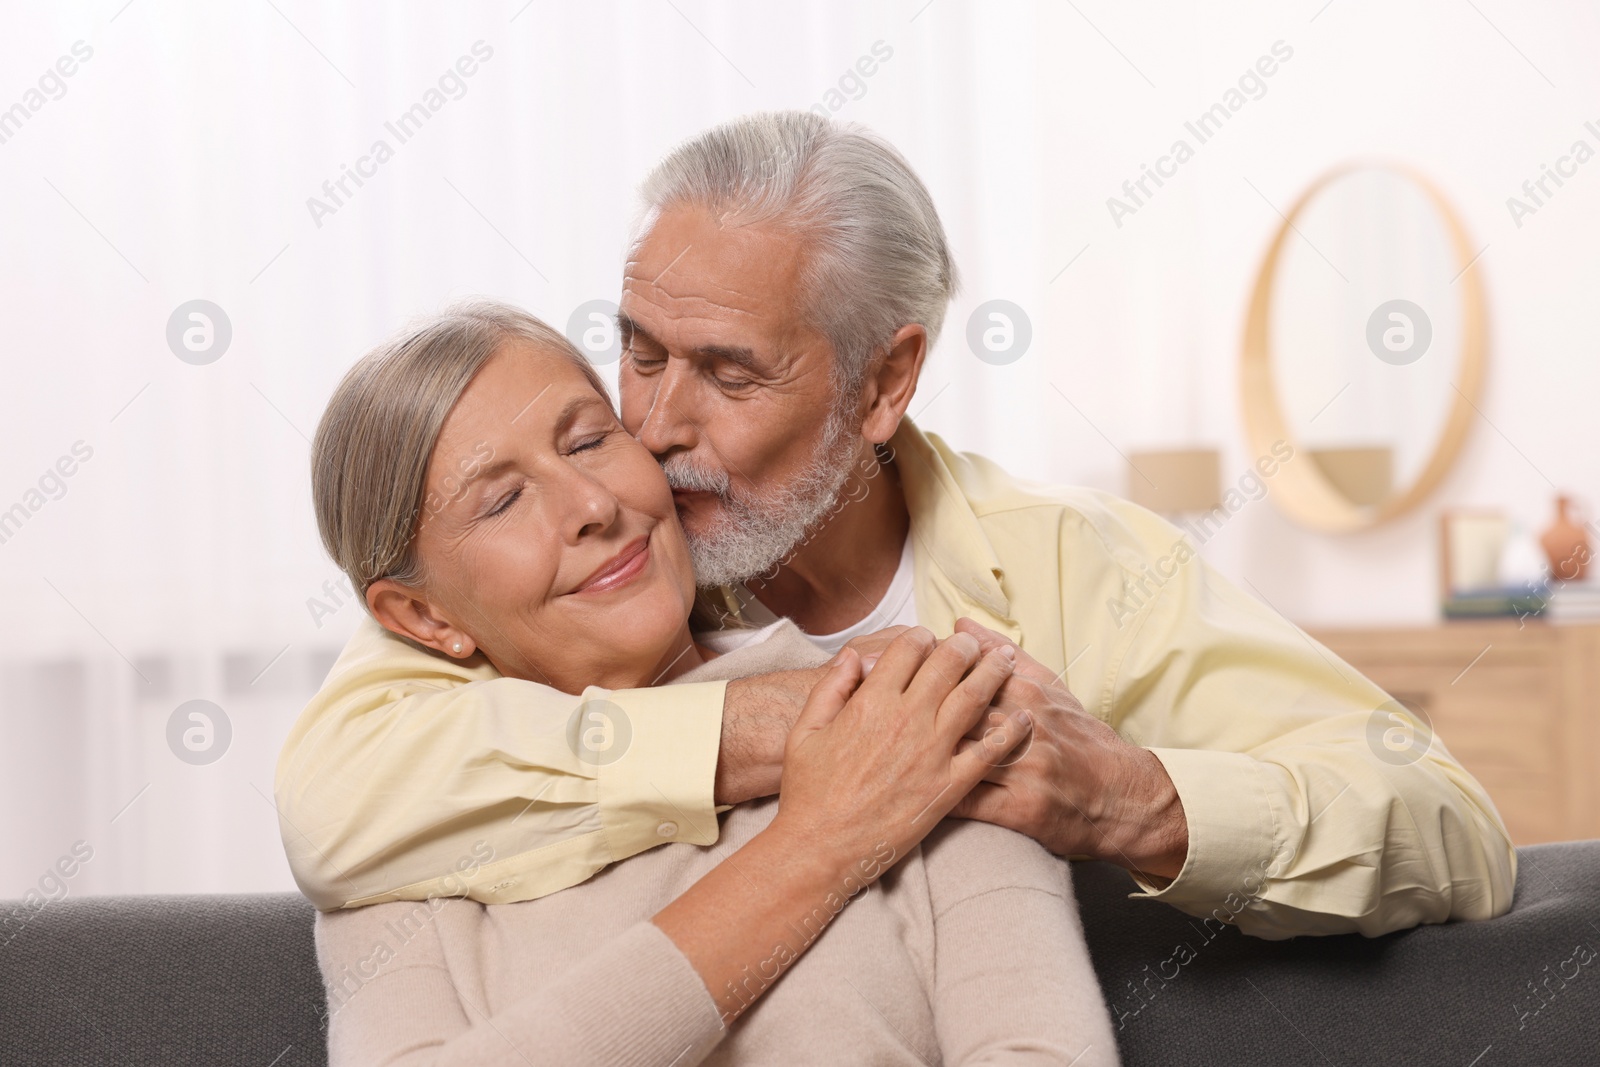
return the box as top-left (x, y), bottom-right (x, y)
top-left (1539, 495), bottom-right (1591, 582)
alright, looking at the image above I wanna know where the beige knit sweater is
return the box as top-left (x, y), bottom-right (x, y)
top-left (314, 620), bottom-right (1120, 1066)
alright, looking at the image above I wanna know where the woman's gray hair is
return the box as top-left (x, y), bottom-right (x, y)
top-left (311, 298), bottom-right (607, 607)
top-left (635, 111), bottom-right (959, 401)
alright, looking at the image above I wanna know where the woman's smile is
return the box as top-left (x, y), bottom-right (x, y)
top-left (569, 532), bottom-right (652, 596)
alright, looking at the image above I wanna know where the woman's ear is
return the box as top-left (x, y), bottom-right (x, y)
top-left (366, 578), bottom-right (476, 658)
top-left (859, 324), bottom-right (928, 445)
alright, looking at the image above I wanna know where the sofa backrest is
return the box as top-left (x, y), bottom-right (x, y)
top-left (3, 842), bottom-right (1596, 1065)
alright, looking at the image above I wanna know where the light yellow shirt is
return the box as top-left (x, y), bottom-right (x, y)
top-left (274, 419), bottom-right (1516, 937)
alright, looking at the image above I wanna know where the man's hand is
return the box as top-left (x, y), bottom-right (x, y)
top-left (950, 618), bottom-right (1191, 883)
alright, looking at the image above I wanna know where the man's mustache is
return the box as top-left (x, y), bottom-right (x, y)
top-left (660, 454), bottom-right (731, 497)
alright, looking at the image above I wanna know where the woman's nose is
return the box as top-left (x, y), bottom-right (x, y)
top-left (563, 470), bottom-right (621, 544)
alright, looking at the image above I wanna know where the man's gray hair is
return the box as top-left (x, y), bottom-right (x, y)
top-left (635, 111), bottom-right (959, 400)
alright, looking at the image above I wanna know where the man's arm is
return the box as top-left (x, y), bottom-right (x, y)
top-left (714, 668), bottom-right (824, 803)
top-left (715, 629), bottom-right (952, 802)
top-left (1102, 535), bottom-right (1518, 938)
top-left (954, 492), bottom-right (1516, 939)
top-left (275, 617), bottom-right (817, 910)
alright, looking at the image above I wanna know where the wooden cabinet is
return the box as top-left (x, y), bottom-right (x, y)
top-left (1308, 620), bottom-right (1600, 845)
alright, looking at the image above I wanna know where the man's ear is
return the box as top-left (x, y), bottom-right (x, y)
top-left (366, 578), bottom-right (476, 659)
top-left (858, 323), bottom-right (928, 446)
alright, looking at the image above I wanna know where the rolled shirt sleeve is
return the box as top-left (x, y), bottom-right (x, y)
top-left (1077, 493), bottom-right (1518, 938)
top-left (275, 618), bottom-right (725, 911)
top-left (889, 423), bottom-right (1518, 939)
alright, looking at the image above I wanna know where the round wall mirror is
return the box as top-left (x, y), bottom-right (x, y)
top-left (1240, 162), bottom-right (1487, 532)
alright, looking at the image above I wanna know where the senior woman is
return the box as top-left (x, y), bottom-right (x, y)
top-left (299, 299), bottom-right (1119, 1066)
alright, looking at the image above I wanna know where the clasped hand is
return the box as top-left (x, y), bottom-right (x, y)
top-left (833, 620), bottom-right (1190, 882)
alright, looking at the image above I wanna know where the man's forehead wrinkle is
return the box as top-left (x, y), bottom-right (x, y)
top-left (649, 267), bottom-right (755, 303)
top-left (630, 237), bottom-right (758, 297)
top-left (640, 307), bottom-right (770, 356)
top-left (648, 241), bottom-right (694, 287)
top-left (626, 271), bottom-right (767, 322)
top-left (631, 217), bottom-right (796, 299)
top-left (620, 211), bottom-right (821, 363)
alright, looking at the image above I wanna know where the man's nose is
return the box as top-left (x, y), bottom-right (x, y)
top-left (635, 358), bottom-right (700, 458)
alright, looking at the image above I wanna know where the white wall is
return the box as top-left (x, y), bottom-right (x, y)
top-left (1021, 0), bottom-right (1600, 626)
top-left (1, 0), bottom-right (1595, 897)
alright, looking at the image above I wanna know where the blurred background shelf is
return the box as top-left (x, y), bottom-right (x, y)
top-left (1310, 620), bottom-right (1600, 846)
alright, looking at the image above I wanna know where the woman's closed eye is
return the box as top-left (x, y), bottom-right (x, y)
top-left (482, 433), bottom-right (612, 517)
top-left (487, 486), bottom-right (522, 517)
top-left (564, 431), bottom-right (611, 456)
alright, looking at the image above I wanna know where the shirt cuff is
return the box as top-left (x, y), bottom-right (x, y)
top-left (1128, 747), bottom-right (1282, 913)
top-left (595, 680), bottom-right (728, 860)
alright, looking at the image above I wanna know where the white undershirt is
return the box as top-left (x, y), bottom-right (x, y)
top-left (736, 534), bottom-right (920, 655)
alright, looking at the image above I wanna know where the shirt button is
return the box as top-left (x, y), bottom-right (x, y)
top-left (656, 821), bottom-right (679, 838)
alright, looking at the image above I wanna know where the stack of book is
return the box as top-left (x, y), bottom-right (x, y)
top-left (1545, 582), bottom-right (1600, 623)
top-left (1442, 587), bottom-right (1549, 620)
top-left (1443, 581), bottom-right (1600, 622)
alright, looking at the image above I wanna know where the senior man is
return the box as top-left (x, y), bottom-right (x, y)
top-left (276, 111), bottom-right (1514, 938)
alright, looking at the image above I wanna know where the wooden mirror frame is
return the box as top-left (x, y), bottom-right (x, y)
top-left (1240, 162), bottom-right (1488, 533)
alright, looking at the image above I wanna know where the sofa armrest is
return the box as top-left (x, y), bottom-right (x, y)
top-left (1073, 840), bottom-right (1600, 1066)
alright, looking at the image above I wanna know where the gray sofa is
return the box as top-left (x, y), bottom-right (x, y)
top-left (3, 840), bottom-right (1595, 1065)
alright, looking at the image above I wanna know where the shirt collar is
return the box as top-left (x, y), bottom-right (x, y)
top-left (706, 416), bottom-right (1019, 636)
top-left (890, 417), bottom-right (1017, 630)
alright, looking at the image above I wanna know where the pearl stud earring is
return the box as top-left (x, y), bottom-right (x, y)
top-left (452, 642), bottom-right (463, 654)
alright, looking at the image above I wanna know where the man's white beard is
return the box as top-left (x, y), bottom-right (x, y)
top-left (660, 408), bottom-right (859, 589)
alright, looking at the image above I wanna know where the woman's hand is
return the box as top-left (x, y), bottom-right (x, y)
top-left (654, 628), bottom-right (1028, 1025)
top-left (839, 624), bottom-right (911, 666)
top-left (772, 627), bottom-right (1032, 874)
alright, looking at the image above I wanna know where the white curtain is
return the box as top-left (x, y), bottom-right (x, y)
top-left (0, 0), bottom-right (1049, 898)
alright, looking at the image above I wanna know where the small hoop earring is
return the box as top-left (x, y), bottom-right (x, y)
top-left (452, 642), bottom-right (463, 654)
